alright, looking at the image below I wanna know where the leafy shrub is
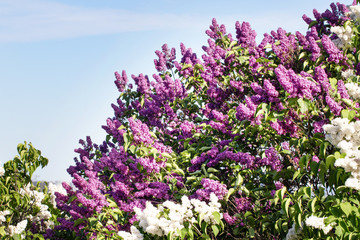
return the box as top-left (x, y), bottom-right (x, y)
top-left (37, 1), bottom-right (360, 239)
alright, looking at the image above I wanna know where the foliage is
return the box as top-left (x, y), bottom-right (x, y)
top-left (0, 142), bottom-right (61, 239)
top-left (51, 1), bottom-right (360, 239)
top-left (5, 1), bottom-right (360, 239)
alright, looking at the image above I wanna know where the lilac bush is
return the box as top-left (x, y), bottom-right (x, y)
top-left (48, 0), bottom-right (360, 239)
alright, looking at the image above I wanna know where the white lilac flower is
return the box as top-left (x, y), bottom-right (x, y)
top-left (305, 216), bottom-right (333, 234)
top-left (134, 193), bottom-right (222, 237)
top-left (19, 184), bottom-right (45, 207)
top-left (345, 177), bottom-right (360, 190)
top-left (342, 69), bottom-right (355, 79)
top-left (323, 118), bottom-right (360, 191)
top-left (345, 82), bottom-right (360, 99)
top-left (0, 164), bottom-right (4, 177)
top-left (118, 226), bottom-right (144, 240)
top-left (0, 210), bottom-right (11, 224)
top-left (349, 5), bottom-right (360, 21)
top-left (190, 193), bottom-right (222, 224)
top-left (285, 223), bottom-right (302, 240)
top-left (330, 25), bottom-right (353, 49)
top-left (7, 219), bottom-right (28, 237)
top-left (48, 182), bottom-right (67, 206)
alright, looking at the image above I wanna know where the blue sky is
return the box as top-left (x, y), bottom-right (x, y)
top-left (1, 0), bottom-right (339, 182)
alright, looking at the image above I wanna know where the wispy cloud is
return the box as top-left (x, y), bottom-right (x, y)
top-left (0, 0), bottom-right (310, 43)
top-left (0, 0), bottom-right (208, 42)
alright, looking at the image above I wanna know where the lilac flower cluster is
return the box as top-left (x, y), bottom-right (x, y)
top-left (302, 3), bottom-right (350, 36)
top-left (275, 65), bottom-right (321, 100)
top-left (53, 1), bottom-right (360, 238)
top-left (235, 197), bottom-right (254, 212)
top-left (192, 178), bottom-right (228, 201)
top-left (114, 70), bottom-right (129, 92)
top-left (154, 44), bottom-right (176, 72)
top-left (271, 28), bottom-right (298, 67)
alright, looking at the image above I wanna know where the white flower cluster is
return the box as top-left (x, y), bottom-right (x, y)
top-left (190, 193), bottom-right (222, 225)
top-left (6, 219), bottom-right (28, 238)
top-left (331, 25), bottom-right (353, 49)
top-left (118, 226), bottom-right (143, 240)
top-left (48, 182), bottom-right (67, 207)
top-left (285, 223), bottom-right (302, 240)
top-left (0, 210), bottom-right (11, 224)
top-left (119, 193), bottom-right (222, 239)
top-left (342, 69), bottom-right (355, 80)
top-left (19, 184), bottom-right (53, 228)
top-left (0, 161), bottom-right (4, 177)
top-left (345, 82), bottom-right (360, 99)
top-left (349, 5), bottom-right (360, 21)
top-left (323, 118), bottom-right (360, 190)
top-left (305, 216), bottom-right (333, 234)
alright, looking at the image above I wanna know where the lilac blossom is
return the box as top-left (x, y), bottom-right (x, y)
top-left (114, 70), bottom-right (128, 92)
top-left (325, 95), bottom-right (342, 116)
top-left (235, 21), bottom-right (257, 48)
top-left (192, 178), bottom-right (228, 201)
top-left (337, 80), bottom-right (350, 99)
top-left (235, 197), bottom-right (254, 212)
top-left (321, 35), bottom-right (345, 64)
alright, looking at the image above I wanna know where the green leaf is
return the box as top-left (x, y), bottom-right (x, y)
top-left (297, 98), bottom-right (309, 113)
top-left (211, 225), bottom-right (219, 237)
top-left (234, 173), bottom-right (243, 188)
top-left (282, 198), bottom-right (291, 217)
top-left (310, 198), bottom-right (317, 213)
top-left (179, 228), bottom-right (187, 239)
top-left (212, 212), bottom-right (221, 224)
top-left (249, 228), bottom-right (255, 238)
top-left (340, 202), bottom-right (352, 217)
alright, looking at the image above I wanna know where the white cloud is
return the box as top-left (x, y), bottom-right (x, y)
top-left (0, 0), bottom-right (311, 43)
top-left (0, 0), bottom-right (208, 42)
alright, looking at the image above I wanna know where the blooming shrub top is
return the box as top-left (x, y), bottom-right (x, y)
top-left (51, 1), bottom-right (360, 239)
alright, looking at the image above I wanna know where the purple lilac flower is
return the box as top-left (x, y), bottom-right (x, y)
top-left (321, 35), bottom-right (344, 64)
top-left (235, 21), bottom-right (257, 48)
top-left (314, 66), bottom-right (331, 92)
top-left (235, 197), bottom-right (253, 212)
top-left (313, 120), bottom-right (328, 133)
top-left (128, 117), bottom-right (153, 145)
top-left (281, 141), bottom-right (290, 150)
top-left (308, 36), bottom-right (321, 61)
top-left (337, 80), bottom-right (350, 99)
top-left (270, 120), bottom-right (286, 135)
top-left (154, 44), bottom-right (176, 72)
top-left (275, 65), bottom-right (294, 94)
top-left (274, 181), bottom-right (284, 190)
top-left (312, 156), bottom-right (320, 163)
top-left (260, 147), bottom-right (282, 171)
top-left (193, 178), bottom-right (228, 201)
top-left (206, 18), bottom-right (227, 40)
top-left (114, 70), bottom-right (128, 92)
top-left (236, 103), bottom-right (253, 121)
top-left (132, 73), bottom-right (151, 95)
top-left (223, 212), bottom-right (237, 225)
top-left (325, 95), bottom-right (342, 116)
top-left (296, 31), bottom-right (309, 48)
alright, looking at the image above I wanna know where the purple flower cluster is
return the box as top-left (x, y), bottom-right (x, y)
top-left (54, 2), bottom-right (357, 237)
top-left (154, 44), bottom-right (176, 72)
top-left (302, 3), bottom-right (350, 35)
top-left (322, 35), bottom-right (346, 64)
top-left (114, 70), bottom-right (128, 92)
top-left (271, 28), bottom-right (298, 67)
top-left (192, 178), bottom-right (228, 201)
top-left (326, 95), bottom-right (343, 116)
top-left (235, 197), bottom-right (254, 212)
top-left (275, 65), bottom-right (321, 100)
top-left (235, 21), bottom-right (257, 49)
